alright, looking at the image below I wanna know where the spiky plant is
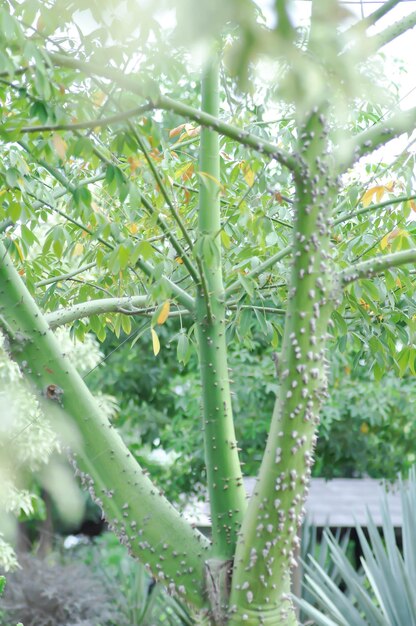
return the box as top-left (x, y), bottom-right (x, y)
top-left (296, 469), bottom-right (416, 626)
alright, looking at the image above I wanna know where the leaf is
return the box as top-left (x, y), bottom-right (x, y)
top-left (157, 300), bottom-right (170, 325)
top-left (174, 162), bottom-right (194, 181)
top-left (121, 315), bottom-right (132, 335)
top-left (73, 242), bottom-right (84, 256)
top-left (128, 223), bottom-right (138, 235)
top-left (52, 134), bottom-right (67, 160)
top-left (240, 161), bottom-right (255, 187)
top-left (92, 90), bottom-right (106, 107)
top-left (221, 229), bottom-right (231, 249)
top-left (177, 332), bottom-right (190, 364)
top-left (127, 156), bottom-right (141, 173)
top-left (197, 171), bottom-right (224, 192)
top-left (151, 328), bottom-right (160, 356)
top-left (169, 123), bottom-right (186, 138)
top-left (361, 185), bottom-right (384, 207)
top-left (380, 228), bottom-right (406, 251)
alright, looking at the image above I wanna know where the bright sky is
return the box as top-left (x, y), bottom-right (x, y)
top-left (256, 0), bottom-right (416, 169)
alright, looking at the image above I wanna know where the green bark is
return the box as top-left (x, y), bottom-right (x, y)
top-left (229, 110), bottom-right (337, 624)
top-left (195, 57), bottom-right (246, 569)
top-left (0, 241), bottom-right (209, 610)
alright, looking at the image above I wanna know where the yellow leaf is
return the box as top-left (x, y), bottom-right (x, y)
top-left (375, 186), bottom-right (385, 202)
top-left (380, 228), bottom-right (406, 251)
top-left (127, 156), bottom-right (141, 173)
top-left (360, 423), bottom-right (369, 434)
top-left (197, 171), bottom-right (224, 191)
top-left (380, 234), bottom-right (389, 250)
top-left (175, 256), bottom-right (183, 264)
top-left (157, 301), bottom-right (170, 325)
top-left (128, 223), bottom-right (138, 235)
top-left (92, 91), bottom-right (106, 107)
top-left (174, 162), bottom-right (194, 181)
top-left (52, 134), bottom-right (67, 160)
top-left (385, 181), bottom-right (395, 192)
top-left (151, 328), bottom-right (160, 356)
top-left (411, 200), bottom-right (416, 213)
top-left (241, 162), bottom-right (255, 187)
top-left (169, 123), bottom-right (186, 138)
top-left (13, 241), bottom-right (24, 262)
top-left (185, 125), bottom-right (200, 138)
top-left (73, 242), bottom-right (84, 256)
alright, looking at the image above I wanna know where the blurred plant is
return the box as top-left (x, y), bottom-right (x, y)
top-left (296, 468), bottom-right (416, 626)
top-left (0, 331), bottom-right (60, 569)
top-left (0, 328), bottom-right (117, 565)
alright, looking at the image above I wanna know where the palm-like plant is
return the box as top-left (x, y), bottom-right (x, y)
top-left (296, 469), bottom-right (416, 626)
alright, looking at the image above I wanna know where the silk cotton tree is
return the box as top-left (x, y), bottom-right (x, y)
top-left (1, 0), bottom-right (416, 624)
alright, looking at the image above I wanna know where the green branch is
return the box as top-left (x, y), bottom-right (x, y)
top-left (338, 105), bottom-right (416, 171)
top-left (229, 108), bottom-right (336, 625)
top-left (333, 193), bottom-right (416, 226)
top-left (340, 249), bottom-right (416, 284)
top-left (195, 56), bottom-right (246, 566)
top-left (344, 0), bottom-right (402, 37)
top-left (224, 245), bottom-right (292, 298)
top-left (369, 10), bottom-right (416, 51)
top-left (45, 295), bottom-right (149, 328)
top-left (48, 52), bottom-right (299, 171)
top-left (18, 105), bottom-right (152, 133)
top-left (0, 241), bottom-right (210, 609)
top-left (35, 262), bottom-right (97, 287)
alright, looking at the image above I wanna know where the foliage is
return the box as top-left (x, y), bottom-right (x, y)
top-left (92, 329), bottom-right (416, 498)
top-left (296, 469), bottom-right (416, 626)
top-left (316, 371), bottom-right (416, 480)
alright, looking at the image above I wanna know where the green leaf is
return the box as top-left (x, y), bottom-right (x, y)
top-left (238, 274), bottom-right (255, 298)
top-left (177, 331), bottom-right (190, 364)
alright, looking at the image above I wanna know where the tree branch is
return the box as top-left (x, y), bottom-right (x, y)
top-left (369, 10), bottom-right (416, 51)
top-left (0, 241), bottom-right (210, 607)
top-left (45, 295), bottom-right (150, 328)
top-left (340, 249), bottom-right (416, 284)
top-left (333, 193), bottom-right (416, 226)
top-left (338, 105), bottom-right (416, 171)
top-left (224, 244), bottom-right (292, 298)
top-left (48, 52), bottom-right (299, 172)
top-left (18, 105), bottom-right (153, 133)
top-left (344, 0), bottom-right (402, 38)
top-left (36, 262), bottom-right (97, 287)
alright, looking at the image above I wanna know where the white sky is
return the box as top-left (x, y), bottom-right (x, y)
top-left (256, 0), bottom-right (416, 169)
top-left (258, 0), bottom-right (416, 107)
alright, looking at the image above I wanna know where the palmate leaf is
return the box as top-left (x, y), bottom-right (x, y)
top-left (296, 468), bottom-right (416, 626)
